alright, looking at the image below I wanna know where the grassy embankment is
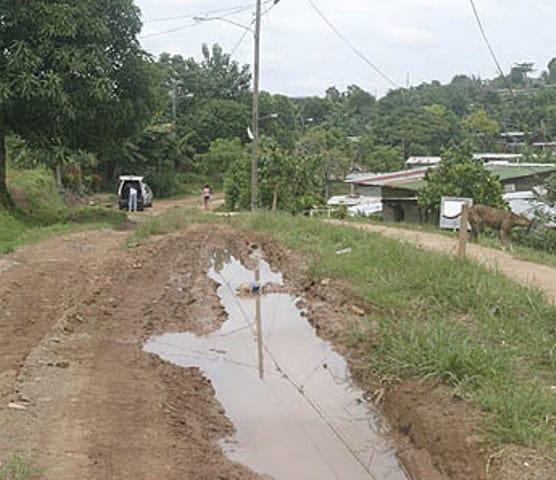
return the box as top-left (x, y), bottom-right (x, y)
top-left (0, 167), bottom-right (126, 254)
top-left (131, 208), bottom-right (556, 457)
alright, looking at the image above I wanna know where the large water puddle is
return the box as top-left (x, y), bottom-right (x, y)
top-left (144, 250), bottom-right (408, 480)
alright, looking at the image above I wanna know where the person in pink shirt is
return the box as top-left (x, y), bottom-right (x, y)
top-left (202, 184), bottom-right (211, 211)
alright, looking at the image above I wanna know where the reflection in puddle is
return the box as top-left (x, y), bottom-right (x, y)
top-left (144, 251), bottom-right (407, 480)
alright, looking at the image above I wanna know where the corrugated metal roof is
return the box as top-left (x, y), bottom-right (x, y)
top-left (485, 164), bottom-right (556, 181)
top-left (375, 164), bottom-right (556, 193)
top-left (473, 153), bottom-right (523, 161)
top-left (358, 168), bottom-right (430, 186)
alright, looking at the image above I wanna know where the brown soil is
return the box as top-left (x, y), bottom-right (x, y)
top-left (1, 214), bottom-right (553, 479)
top-left (0, 225), bottom-right (262, 479)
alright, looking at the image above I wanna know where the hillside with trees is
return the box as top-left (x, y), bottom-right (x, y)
top-left (1, 1), bottom-right (555, 210)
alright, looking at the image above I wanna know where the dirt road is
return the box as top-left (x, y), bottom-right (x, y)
top-left (0, 224), bottom-right (266, 480)
top-left (329, 220), bottom-right (556, 304)
top-left (0, 204), bottom-right (552, 480)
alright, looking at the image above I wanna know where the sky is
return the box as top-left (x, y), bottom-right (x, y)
top-left (136, 0), bottom-right (556, 97)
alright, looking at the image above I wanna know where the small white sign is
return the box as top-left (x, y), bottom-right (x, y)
top-left (440, 197), bottom-right (473, 230)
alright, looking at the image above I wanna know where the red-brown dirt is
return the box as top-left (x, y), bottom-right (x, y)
top-left (1, 217), bottom-right (553, 479)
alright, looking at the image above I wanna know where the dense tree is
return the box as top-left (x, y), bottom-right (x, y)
top-left (548, 58), bottom-right (556, 84)
top-left (355, 140), bottom-right (405, 173)
top-left (197, 138), bottom-right (247, 182)
top-left (258, 138), bottom-right (296, 211)
top-left (510, 63), bottom-right (535, 86)
top-left (258, 93), bottom-right (298, 149)
top-left (114, 123), bottom-right (194, 196)
top-left (0, 0), bottom-right (157, 205)
top-left (188, 99), bottom-right (250, 152)
top-left (158, 44), bottom-right (251, 121)
top-left (224, 136), bottom-right (324, 212)
top-left (461, 109), bottom-right (501, 150)
top-left (418, 146), bottom-right (506, 214)
top-left (543, 174), bottom-right (556, 206)
top-left (296, 126), bottom-right (352, 198)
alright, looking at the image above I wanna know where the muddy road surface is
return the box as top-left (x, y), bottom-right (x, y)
top-left (0, 226), bottom-right (266, 479)
top-left (0, 223), bottom-right (410, 480)
top-left (1, 218), bottom-right (549, 479)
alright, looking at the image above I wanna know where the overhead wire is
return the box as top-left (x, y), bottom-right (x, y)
top-left (306, 0), bottom-right (400, 89)
top-left (140, 2), bottom-right (272, 39)
top-left (229, 0), bottom-right (280, 57)
top-left (467, 0), bottom-right (515, 99)
top-left (140, 22), bottom-right (200, 39)
top-left (466, 0), bottom-right (531, 132)
top-left (144, 3), bottom-right (259, 24)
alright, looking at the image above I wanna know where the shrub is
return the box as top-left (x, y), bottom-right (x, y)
top-left (514, 227), bottom-right (556, 253)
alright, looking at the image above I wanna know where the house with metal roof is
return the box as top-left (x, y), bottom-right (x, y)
top-left (405, 153), bottom-right (526, 169)
top-left (363, 163), bottom-right (556, 224)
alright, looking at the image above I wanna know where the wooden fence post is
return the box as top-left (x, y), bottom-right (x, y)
top-left (458, 204), bottom-right (470, 259)
top-left (254, 260), bottom-right (264, 380)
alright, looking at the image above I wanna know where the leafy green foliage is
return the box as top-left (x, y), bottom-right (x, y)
top-left (188, 99), bottom-right (250, 152)
top-left (224, 136), bottom-right (324, 212)
top-left (513, 227), bottom-right (556, 254)
top-left (418, 145), bottom-right (506, 213)
top-left (116, 124), bottom-right (194, 197)
top-left (354, 138), bottom-right (405, 172)
top-left (197, 138), bottom-right (247, 181)
top-left (0, 0), bottom-right (160, 202)
top-left (461, 109), bottom-right (501, 150)
top-left (296, 126), bottom-right (352, 198)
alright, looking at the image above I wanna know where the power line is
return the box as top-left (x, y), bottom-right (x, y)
top-left (467, 0), bottom-right (515, 99)
top-left (230, 27), bottom-right (252, 57)
top-left (140, 2), bottom-right (273, 39)
top-left (144, 3), bottom-right (256, 24)
top-left (229, 0), bottom-right (278, 57)
top-left (140, 23), bottom-right (199, 39)
top-left (307, 0), bottom-right (400, 89)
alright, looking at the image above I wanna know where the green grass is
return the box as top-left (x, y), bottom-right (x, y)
top-left (0, 455), bottom-right (35, 480)
top-left (234, 214), bottom-right (556, 453)
top-left (0, 207), bottom-right (126, 255)
top-left (131, 209), bottom-right (556, 453)
top-left (127, 206), bottom-right (223, 246)
top-left (8, 167), bottom-right (68, 224)
top-left (352, 216), bottom-right (556, 268)
top-left (1, 168), bottom-right (127, 255)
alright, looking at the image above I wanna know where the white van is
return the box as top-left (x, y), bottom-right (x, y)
top-left (118, 176), bottom-right (153, 210)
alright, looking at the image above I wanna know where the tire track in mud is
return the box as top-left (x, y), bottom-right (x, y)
top-left (2, 222), bottom-right (550, 480)
top-left (0, 226), bottom-right (266, 480)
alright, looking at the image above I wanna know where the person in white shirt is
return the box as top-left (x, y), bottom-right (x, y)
top-left (128, 186), bottom-right (138, 212)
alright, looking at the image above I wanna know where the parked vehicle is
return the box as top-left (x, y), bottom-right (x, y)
top-left (118, 176), bottom-right (153, 210)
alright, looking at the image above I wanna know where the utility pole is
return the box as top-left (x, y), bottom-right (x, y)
top-left (171, 79), bottom-right (178, 125)
top-left (250, 0), bottom-right (262, 211)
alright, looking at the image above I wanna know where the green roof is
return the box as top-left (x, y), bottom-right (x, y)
top-left (485, 164), bottom-right (556, 181)
top-left (387, 164), bottom-right (555, 193)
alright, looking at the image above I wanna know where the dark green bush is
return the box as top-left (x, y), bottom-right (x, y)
top-left (514, 227), bottom-right (556, 254)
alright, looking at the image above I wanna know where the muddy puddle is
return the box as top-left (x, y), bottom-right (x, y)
top-left (144, 250), bottom-right (407, 480)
